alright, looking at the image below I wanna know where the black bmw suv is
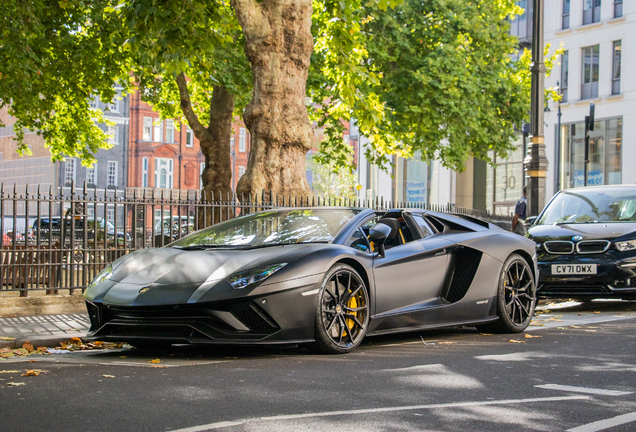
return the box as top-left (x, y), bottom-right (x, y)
top-left (527, 185), bottom-right (636, 301)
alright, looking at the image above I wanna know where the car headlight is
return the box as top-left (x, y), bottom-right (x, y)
top-left (227, 263), bottom-right (287, 290)
top-left (615, 240), bottom-right (636, 252)
top-left (88, 265), bottom-right (112, 290)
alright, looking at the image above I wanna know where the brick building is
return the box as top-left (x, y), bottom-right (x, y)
top-left (127, 90), bottom-right (251, 194)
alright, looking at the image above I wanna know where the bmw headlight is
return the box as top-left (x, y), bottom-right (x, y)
top-left (88, 265), bottom-right (112, 290)
top-left (615, 240), bottom-right (636, 252)
top-left (227, 263), bottom-right (287, 290)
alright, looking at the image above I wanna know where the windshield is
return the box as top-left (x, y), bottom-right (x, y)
top-left (538, 189), bottom-right (636, 225)
top-left (171, 209), bottom-right (361, 248)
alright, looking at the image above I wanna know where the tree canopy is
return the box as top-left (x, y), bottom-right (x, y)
top-left (1, 0), bottom-right (560, 192)
top-left (311, 0), bottom-right (562, 173)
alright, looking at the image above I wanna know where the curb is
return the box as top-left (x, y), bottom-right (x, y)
top-left (1, 334), bottom-right (88, 350)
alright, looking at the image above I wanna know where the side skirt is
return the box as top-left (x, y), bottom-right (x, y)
top-left (366, 317), bottom-right (499, 337)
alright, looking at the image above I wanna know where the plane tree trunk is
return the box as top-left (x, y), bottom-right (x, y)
top-left (231, 0), bottom-right (314, 199)
top-left (176, 74), bottom-right (234, 224)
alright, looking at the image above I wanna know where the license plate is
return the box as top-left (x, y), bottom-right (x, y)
top-left (551, 264), bottom-right (597, 275)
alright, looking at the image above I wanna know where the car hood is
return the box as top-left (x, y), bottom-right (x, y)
top-left (528, 223), bottom-right (636, 242)
top-left (84, 244), bottom-right (322, 306)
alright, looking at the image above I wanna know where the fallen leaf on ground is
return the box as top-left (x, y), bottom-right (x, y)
top-left (546, 318), bottom-right (563, 322)
top-left (71, 337), bottom-right (82, 342)
top-left (0, 370), bottom-right (19, 374)
top-left (524, 334), bottom-right (542, 338)
top-left (529, 322), bottom-right (545, 326)
top-left (479, 333), bottom-right (492, 336)
top-left (22, 342), bottom-right (34, 352)
top-left (509, 340), bottom-right (525, 343)
top-left (437, 341), bottom-right (456, 344)
top-left (0, 337), bottom-right (15, 341)
top-left (150, 365), bottom-right (167, 368)
top-left (119, 356), bottom-right (127, 359)
top-left (571, 325), bottom-right (580, 328)
top-left (594, 311), bottom-right (601, 314)
top-left (28, 360), bottom-right (38, 363)
top-left (148, 359), bottom-right (161, 364)
top-left (102, 375), bottom-right (115, 378)
top-left (536, 310), bottom-right (551, 314)
top-left (21, 370), bottom-right (41, 377)
top-left (6, 382), bottom-right (25, 386)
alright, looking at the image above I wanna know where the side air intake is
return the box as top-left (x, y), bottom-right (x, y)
top-left (442, 247), bottom-right (482, 303)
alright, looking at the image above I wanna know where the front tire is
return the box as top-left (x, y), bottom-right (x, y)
top-left (477, 254), bottom-right (536, 333)
top-left (310, 264), bottom-right (369, 354)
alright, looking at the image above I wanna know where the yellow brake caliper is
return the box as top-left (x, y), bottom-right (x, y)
top-left (342, 293), bottom-right (358, 338)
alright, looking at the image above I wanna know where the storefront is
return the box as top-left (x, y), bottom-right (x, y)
top-left (558, 117), bottom-right (622, 189)
top-left (486, 134), bottom-right (525, 216)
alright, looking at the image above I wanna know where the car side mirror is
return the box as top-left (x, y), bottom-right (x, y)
top-left (369, 223), bottom-right (392, 258)
top-left (525, 216), bottom-right (537, 227)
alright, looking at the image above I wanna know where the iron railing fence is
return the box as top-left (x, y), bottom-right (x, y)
top-left (1, 182), bottom-right (513, 296)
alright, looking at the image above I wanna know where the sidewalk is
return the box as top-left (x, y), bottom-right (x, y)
top-left (0, 313), bottom-right (90, 349)
top-left (0, 292), bottom-right (89, 349)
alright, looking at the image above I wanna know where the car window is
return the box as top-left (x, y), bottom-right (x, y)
top-left (412, 214), bottom-right (435, 238)
top-left (538, 190), bottom-right (636, 224)
top-left (344, 228), bottom-right (370, 252)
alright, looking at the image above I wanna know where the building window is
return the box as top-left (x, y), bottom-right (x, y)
top-left (65, 158), bottom-right (76, 186)
top-left (583, 0), bottom-right (601, 25)
top-left (155, 158), bottom-right (174, 189)
top-left (143, 117), bottom-right (152, 141)
top-left (165, 119), bottom-right (175, 143)
top-left (154, 119), bottom-right (162, 142)
top-left (108, 125), bottom-right (119, 144)
top-left (107, 206), bottom-right (115, 224)
top-left (86, 163), bottom-right (97, 185)
top-left (614, 0), bottom-right (622, 18)
top-left (509, 0), bottom-right (528, 39)
top-left (186, 127), bottom-right (194, 147)
top-left (142, 157), bottom-right (149, 187)
top-left (560, 50), bottom-right (569, 102)
top-left (612, 40), bottom-right (621, 95)
top-left (87, 207), bottom-right (95, 220)
top-left (239, 128), bottom-right (246, 152)
top-left (200, 162), bottom-right (205, 190)
top-left (562, 0), bottom-right (570, 29)
top-left (559, 117), bottom-right (622, 188)
top-left (108, 97), bottom-right (119, 113)
top-left (581, 45), bottom-right (599, 100)
top-left (238, 166), bottom-right (246, 178)
top-left (89, 96), bottom-right (98, 109)
top-left (485, 137), bottom-right (524, 216)
top-left (107, 161), bottom-right (118, 187)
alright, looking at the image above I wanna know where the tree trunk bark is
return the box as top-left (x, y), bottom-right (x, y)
top-left (231, 0), bottom-right (314, 199)
top-left (176, 74), bottom-right (235, 224)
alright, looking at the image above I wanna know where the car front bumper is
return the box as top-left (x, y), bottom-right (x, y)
top-left (537, 249), bottom-right (636, 299)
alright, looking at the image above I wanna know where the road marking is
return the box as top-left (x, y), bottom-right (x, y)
top-left (535, 384), bottom-right (633, 396)
top-left (166, 395), bottom-right (589, 432)
top-left (567, 412), bottom-right (636, 432)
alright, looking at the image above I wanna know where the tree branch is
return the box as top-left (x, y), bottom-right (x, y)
top-left (175, 72), bottom-right (211, 140)
top-left (230, 0), bottom-right (270, 42)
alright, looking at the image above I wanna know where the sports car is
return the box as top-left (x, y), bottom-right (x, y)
top-left (527, 185), bottom-right (636, 301)
top-left (84, 207), bottom-right (538, 353)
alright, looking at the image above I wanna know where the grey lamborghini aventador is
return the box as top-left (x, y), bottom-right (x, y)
top-left (84, 207), bottom-right (538, 353)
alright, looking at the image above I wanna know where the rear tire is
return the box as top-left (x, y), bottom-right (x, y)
top-left (310, 264), bottom-right (369, 354)
top-left (476, 254), bottom-right (536, 333)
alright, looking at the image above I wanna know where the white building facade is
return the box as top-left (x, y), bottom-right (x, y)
top-left (544, 0), bottom-right (631, 198)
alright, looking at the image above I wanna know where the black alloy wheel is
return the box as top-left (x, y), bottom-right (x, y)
top-left (311, 264), bottom-right (369, 354)
top-left (477, 253), bottom-right (536, 333)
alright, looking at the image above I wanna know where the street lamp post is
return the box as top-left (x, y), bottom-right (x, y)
top-left (555, 81), bottom-right (562, 193)
top-left (524, 0), bottom-right (549, 217)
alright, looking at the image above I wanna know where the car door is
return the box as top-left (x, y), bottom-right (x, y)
top-left (372, 216), bottom-right (455, 323)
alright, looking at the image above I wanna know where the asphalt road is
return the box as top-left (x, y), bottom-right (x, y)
top-left (1, 300), bottom-right (636, 432)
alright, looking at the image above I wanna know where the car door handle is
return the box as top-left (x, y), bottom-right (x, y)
top-left (434, 249), bottom-right (446, 257)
